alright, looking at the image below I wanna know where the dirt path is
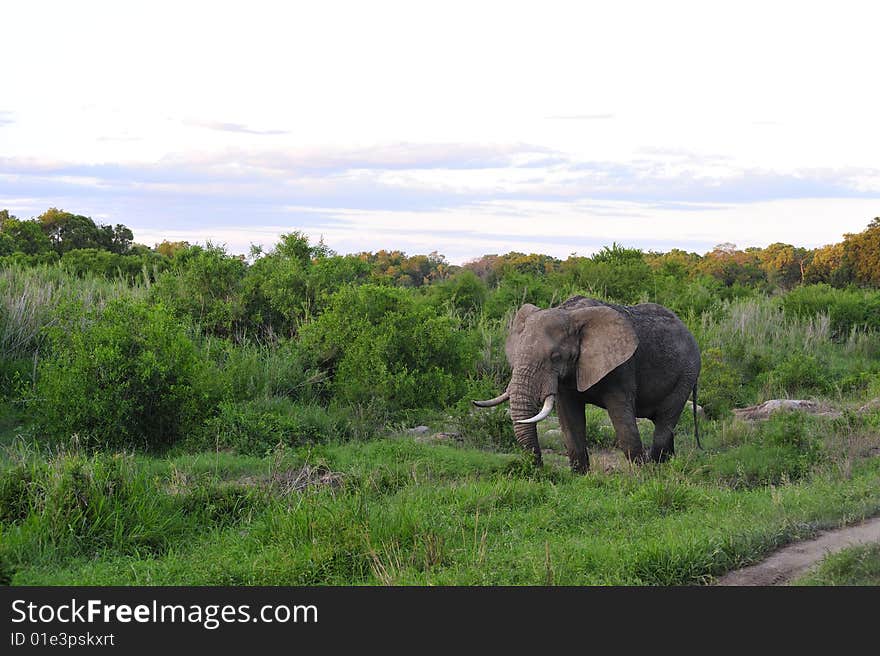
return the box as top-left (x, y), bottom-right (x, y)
top-left (715, 516), bottom-right (880, 585)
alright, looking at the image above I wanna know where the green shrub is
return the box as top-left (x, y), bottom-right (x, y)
top-left (34, 299), bottom-right (214, 450)
top-left (149, 244), bottom-right (246, 337)
top-left (195, 397), bottom-right (374, 455)
top-left (428, 270), bottom-right (489, 315)
top-left (300, 285), bottom-right (477, 413)
top-left (484, 272), bottom-right (559, 317)
top-left (760, 411), bottom-right (822, 454)
top-left (697, 347), bottom-right (743, 418)
top-left (0, 464), bottom-right (35, 523)
top-left (241, 234), bottom-right (371, 336)
top-left (201, 337), bottom-right (322, 403)
top-left (781, 284), bottom-right (880, 335)
top-left (702, 412), bottom-right (823, 487)
top-left (0, 357), bottom-right (31, 402)
top-left (762, 354), bottom-right (831, 395)
top-left (454, 405), bottom-right (516, 452)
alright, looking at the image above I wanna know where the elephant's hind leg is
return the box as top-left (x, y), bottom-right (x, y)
top-left (556, 388), bottom-right (589, 473)
top-left (649, 420), bottom-right (676, 462)
top-left (649, 386), bottom-right (691, 462)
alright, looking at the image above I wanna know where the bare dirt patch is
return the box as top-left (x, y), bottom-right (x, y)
top-left (715, 516), bottom-right (880, 586)
top-left (541, 447), bottom-right (631, 473)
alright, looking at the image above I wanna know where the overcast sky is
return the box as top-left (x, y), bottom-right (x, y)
top-left (2, 1), bottom-right (879, 263)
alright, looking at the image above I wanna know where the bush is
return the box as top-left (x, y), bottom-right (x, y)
top-left (484, 272), bottom-right (559, 317)
top-left (762, 354), bottom-right (831, 395)
top-left (300, 285), bottom-right (477, 413)
top-left (34, 299), bottom-right (215, 450)
top-left (194, 397), bottom-right (365, 455)
top-left (241, 234), bottom-right (371, 336)
top-left (201, 337), bottom-right (323, 403)
top-left (704, 412), bottom-right (823, 487)
top-left (454, 406), bottom-right (516, 452)
top-left (781, 284), bottom-right (880, 335)
top-left (149, 244), bottom-right (246, 337)
top-left (761, 411), bottom-right (822, 454)
top-left (427, 270), bottom-right (489, 315)
top-left (697, 348), bottom-right (743, 418)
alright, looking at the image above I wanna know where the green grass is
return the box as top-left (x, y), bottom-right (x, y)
top-left (3, 413), bottom-right (880, 585)
top-left (793, 543), bottom-right (880, 586)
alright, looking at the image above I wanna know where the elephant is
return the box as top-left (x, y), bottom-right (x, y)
top-left (473, 296), bottom-right (701, 473)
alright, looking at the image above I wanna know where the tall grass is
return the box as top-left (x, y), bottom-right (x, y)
top-left (0, 263), bottom-right (147, 359)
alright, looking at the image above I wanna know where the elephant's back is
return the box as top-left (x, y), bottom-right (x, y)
top-left (629, 304), bottom-right (701, 399)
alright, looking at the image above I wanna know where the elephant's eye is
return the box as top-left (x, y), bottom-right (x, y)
top-left (550, 351), bottom-right (562, 362)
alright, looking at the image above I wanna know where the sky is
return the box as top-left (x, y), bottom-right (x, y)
top-left (2, 0), bottom-right (879, 263)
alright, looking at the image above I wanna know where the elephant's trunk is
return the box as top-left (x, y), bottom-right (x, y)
top-left (508, 366), bottom-right (556, 466)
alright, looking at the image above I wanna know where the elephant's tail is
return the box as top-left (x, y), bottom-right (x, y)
top-left (692, 383), bottom-right (702, 450)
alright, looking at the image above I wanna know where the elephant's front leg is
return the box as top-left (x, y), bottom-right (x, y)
top-left (556, 387), bottom-right (589, 473)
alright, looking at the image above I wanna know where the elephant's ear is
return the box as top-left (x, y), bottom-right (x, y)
top-left (571, 306), bottom-right (639, 392)
top-left (505, 303), bottom-right (540, 362)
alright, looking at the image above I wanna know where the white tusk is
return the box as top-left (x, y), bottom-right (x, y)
top-left (516, 395), bottom-right (555, 424)
top-left (472, 391), bottom-right (510, 407)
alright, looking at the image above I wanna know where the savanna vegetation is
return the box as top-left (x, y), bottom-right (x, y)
top-left (2, 208), bottom-right (880, 585)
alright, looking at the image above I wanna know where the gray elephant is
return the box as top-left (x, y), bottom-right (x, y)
top-left (474, 296), bottom-right (701, 472)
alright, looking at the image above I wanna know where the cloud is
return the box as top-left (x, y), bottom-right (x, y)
top-left (3, 146), bottom-right (879, 210)
top-left (546, 114), bottom-right (615, 120)
top-left (96, 135), bottom-right (144, 143)
top-left (1, 143), bottom-right (878, 263)
top-left (184, 119), bottom-right (289, 136)
top-left (116, 196), bottom-right (880, 265)
top-left (0, 110), bottom-right (14, 127)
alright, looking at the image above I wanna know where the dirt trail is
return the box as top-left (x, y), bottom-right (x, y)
top-left (715, 516), bottom-right (880, 585)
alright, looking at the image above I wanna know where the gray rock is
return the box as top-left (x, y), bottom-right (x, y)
top-left (732, 399), bottom-right (841, 421)
top-left (407, 425), bottom-right (430, 435)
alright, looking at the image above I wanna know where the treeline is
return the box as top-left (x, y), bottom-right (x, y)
top-left (3, 207), bottom-right (880, 456)
top-left (4, 209), bottom-right (880, 295)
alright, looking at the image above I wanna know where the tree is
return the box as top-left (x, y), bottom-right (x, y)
top-left (699, 244), bottom-right (765, 287)
top-left (758, 243), bottom-right (810, 289)
top-left (155, 240), bottom-right (191, 258)
top-left (0, 217), bottom-right (53, 255)
top-left (804, 242), bottom-right (850, 286)
top-left (842, 218), bottom-right (880, 286)
top-left (38, 208), bottom-right (133, 254)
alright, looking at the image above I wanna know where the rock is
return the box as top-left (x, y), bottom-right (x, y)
top-left (695, 404), bottom-right (706, 419)
top-left (543, 428), bottom-right (562, 438)
top-left (732, 399), bottom-right (841, 421)
top-left (407, 425), bottom-right (430, 435)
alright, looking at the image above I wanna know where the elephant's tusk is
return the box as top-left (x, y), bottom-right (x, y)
top-left (472, 391), bottom-right (510, 407)
top-left (516, 395), bottom-right (555, 424)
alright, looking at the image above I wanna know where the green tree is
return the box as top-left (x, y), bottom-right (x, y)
top-left (758, 242), bottom-right (809, 289)
top-left (842, 218), bottom-right (880, 286)
top-left (300, 285), bottom-right (476, 411)
top-left (0, 217), bottom-right (53, 255)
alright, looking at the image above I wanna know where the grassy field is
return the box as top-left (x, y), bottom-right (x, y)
top-left (3, 406), bottom-right (880, 586)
